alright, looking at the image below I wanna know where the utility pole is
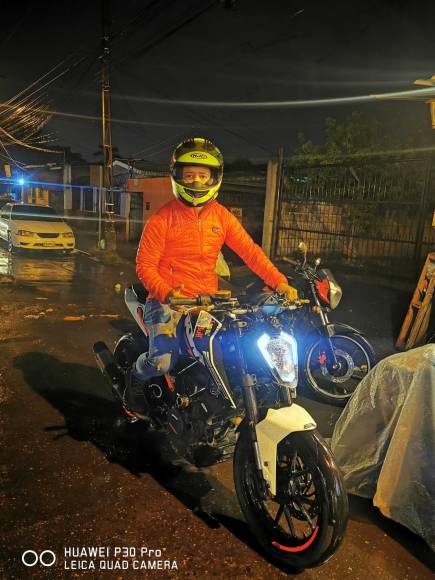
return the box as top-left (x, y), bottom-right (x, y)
top-left (100, 0), bottom-right (117, 254)
top-left (270, 147), bottom-right (284, 261)
top-left (63, 147), bottom-right (72, 216)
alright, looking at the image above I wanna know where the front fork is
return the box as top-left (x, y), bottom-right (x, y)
top-left (232, 322), bottom-right (270, 497)
top-left (310, 281), bottom-right (339, 369)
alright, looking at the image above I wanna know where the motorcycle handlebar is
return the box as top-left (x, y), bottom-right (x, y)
top-left (168, 294), bottom-right (216, 307)
top-left (168, 297), bottom-right (200, 306)
top-left (282, 256), bottom-right (299, 266)
top-left (168, 294), bottom-right (310, 309)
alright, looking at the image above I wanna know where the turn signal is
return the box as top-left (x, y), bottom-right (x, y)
top-left (231, 416), bottom-right (242, 426)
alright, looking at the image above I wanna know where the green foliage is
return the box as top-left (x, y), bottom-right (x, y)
top-left (291, 109), bottom-right (431, 165)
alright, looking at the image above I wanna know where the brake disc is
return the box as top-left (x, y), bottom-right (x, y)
top-left (320, 348), bottom-right (354, 383)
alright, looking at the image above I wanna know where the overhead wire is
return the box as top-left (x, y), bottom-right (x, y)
top-left (1, 2), bottom-right (277, 161)
top-left (4, 49), bottom-right (88, 106)
top-left (107, 1), bottom-right (274, 155)
top-left (113, 64), bottom-right (273, 156)
top-left (107, 1), bottom-right (283, 155)
top-left (116, 0), bottom-right (219, 64)
top-left (0, 139), bottom-right (27, 170)
top-left (129, 133), bottom-right (186, 158)
top-left (0, 125), bottom-right (61, 153)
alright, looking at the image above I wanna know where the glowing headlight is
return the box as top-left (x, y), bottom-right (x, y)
top-left (62, 232), bottom-right (74, 238)
top-left (257, 331), bottom-right (298, 386)
top-left (17, 230), bottom-right (35, 237)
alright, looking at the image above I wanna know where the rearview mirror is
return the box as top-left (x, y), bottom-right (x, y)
top-left (298, 241), bottom-right (307, 256)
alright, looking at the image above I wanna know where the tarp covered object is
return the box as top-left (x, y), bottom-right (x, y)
top-left (331, 344), bottom-right (435, 551)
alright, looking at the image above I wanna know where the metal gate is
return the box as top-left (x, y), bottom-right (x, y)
top-left (273, 157), bottom-right (435, 277)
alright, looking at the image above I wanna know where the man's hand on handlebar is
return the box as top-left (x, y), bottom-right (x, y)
top-left (165, 284), bottom-right (190, 304)
top-left (276, 282), bottom-right (299, 301)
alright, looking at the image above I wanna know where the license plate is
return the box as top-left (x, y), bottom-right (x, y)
top-left (43, 243), bottom-right (55, 247)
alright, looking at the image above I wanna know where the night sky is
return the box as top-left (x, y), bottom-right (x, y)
top-left (1, 0), bottom-right (435, 164)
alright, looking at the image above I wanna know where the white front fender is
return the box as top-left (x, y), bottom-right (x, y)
top-left (255, 405), bottom-right (317, 496)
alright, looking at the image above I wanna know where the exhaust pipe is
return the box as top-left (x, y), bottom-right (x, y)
top-left (93, 341), bottom-right (125, 401)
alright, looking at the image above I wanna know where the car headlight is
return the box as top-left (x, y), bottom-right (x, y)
top-left (62, 232), bottom-right (74, 238)
top-left (257, 331), bottom-right (298, 387)
top-left (17, 230), bottom-right (35, 237)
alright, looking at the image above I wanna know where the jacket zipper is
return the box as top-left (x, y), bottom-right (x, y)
top-left (197, 217), bottom-right (204, 280)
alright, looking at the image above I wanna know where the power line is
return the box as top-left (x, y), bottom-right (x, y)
top-left (0, 140), bottom-right (27, 169)
top-left (0, 125), bottom-right (61, 153)
top-left (113, 0), bottom-right (218, 66)
top-left (5, 49), bottom-right (88, 106)
top-left (113, 65), bottom-right (272, 155)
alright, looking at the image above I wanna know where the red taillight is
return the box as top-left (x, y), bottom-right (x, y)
top-left (315, 279), bottom-right (330, 305)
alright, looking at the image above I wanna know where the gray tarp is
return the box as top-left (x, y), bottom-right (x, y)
top-left (331, 344), bottom-right (435, 551)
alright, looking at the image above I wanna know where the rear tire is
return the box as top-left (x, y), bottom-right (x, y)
top-left (234, 428), bottom-right (348, 570)
top-left (113, 332), bottom-right (149, 369)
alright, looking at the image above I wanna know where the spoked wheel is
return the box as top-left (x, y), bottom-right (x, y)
top-left (303, 333), bottom-right (375, 405)
top-left (234, 429), bottom-right (348, 571)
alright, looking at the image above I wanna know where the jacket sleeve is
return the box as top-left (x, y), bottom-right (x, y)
top-left (224, 211), bottom-right (288, 289)
top-left (136, 214), bottom-right (173, 303)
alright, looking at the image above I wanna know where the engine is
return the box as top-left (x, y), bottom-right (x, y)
top-left (168, 357), bottom-right (224, 440)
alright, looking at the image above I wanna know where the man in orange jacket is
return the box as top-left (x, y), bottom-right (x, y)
top-left (124, 137), bottom-right (298, 414)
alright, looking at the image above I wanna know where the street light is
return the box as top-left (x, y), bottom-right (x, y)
top-left (371, 76), bottom-right (435, 128)
top-left (18, 176), bottom-right (26, 202)
top-left (414, 75), bottom-right (435, 128)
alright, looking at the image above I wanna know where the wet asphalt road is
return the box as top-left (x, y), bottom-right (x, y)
top-left (0, 245), bottom-right (433, 579)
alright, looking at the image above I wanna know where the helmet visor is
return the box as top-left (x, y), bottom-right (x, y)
top-left (172, 163), bottom-right (222, 195)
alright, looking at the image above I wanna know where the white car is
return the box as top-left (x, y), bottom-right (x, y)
top-left (0, 203), bottom-right (75, 252)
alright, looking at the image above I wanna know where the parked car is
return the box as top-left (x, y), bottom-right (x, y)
top-left (0, 203), bottom-right (75, 252)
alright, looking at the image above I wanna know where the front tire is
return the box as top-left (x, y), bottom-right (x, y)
top-left (302, 333), bottom-right (375, 406)
top-left (234, 428), bottom-right (348, 570)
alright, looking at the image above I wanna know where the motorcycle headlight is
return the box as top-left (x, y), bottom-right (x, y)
top-left (329, 279), bottom-right (342, 309)
top-left (318, 268), bottom-right (342, 310)
top-left (257, 331), bottom-right (298, 387)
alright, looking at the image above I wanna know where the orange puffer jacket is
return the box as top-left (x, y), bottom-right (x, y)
top-left (136, 199), bottom-right (287, 303)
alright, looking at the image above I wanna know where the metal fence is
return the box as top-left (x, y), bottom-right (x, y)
top-left (273, 156), bottom-right (435, 277)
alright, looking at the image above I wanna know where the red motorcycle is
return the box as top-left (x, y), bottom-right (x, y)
top-left (283, 243), bottom-right (375, 406)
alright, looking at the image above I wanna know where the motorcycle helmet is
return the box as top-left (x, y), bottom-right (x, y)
top-left (170, 137), bottom-right (224, 207)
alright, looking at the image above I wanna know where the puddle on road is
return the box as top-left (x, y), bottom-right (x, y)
top-left (0, 246), bottom-right (130, 314)
top-left (0, 247), bottom-right (76, 284)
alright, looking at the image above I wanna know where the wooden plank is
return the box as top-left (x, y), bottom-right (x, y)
top-left (405, 277), bottom-right (435, 349)
top-left (396, 252), bottom-right (435, 350)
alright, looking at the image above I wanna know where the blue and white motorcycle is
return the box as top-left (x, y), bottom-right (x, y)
top-left (93, 286), bottom-right (348, 571)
